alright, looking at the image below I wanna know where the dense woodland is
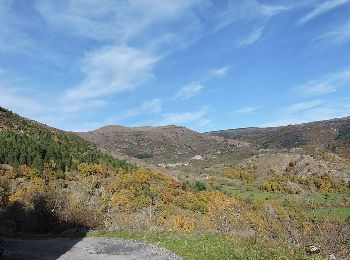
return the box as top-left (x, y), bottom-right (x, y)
top-left (0, 130), bottom-right (135, 172)
top-left (0, 107), bottom-right (135, 174)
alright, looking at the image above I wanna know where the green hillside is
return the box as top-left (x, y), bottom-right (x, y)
top-left (0, 107), bottom-right (135, 173)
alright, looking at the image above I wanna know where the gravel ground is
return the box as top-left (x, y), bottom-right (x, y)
top-left (3, 237), bottom-right (182, 260)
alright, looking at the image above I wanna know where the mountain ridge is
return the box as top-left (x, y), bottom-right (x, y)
top-left (77, 115), bottom-right (350, 164)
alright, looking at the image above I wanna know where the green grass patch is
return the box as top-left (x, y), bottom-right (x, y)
top-left (221, 185), bottom-right (289, 201)
top-left (304, 207), bottom-right (350, 220)
top-left (221, 185), bottom-right (349, 204)
top-left (307, 192), bottom-right (350, 203)
top-left (87, 231), bottom-right (325, 260)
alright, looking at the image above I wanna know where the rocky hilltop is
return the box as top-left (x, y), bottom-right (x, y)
top-left (77, 117), bottom-right (350, 165)
top-left (77, 124), bottom-right (249, 164)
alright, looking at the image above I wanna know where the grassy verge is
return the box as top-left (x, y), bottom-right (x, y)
top-left (87, 231), bottom-right (325, 260)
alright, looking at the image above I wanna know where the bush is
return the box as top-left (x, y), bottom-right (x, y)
top-left (222, 167), bottom-right (256, 185)
top-left (194, 181), bottom-right (207, 192)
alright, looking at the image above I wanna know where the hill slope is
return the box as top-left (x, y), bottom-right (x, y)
top-left (77, 117), bottom-right (350, 165)
top-left (208, 117), bottom-right (350, 157)
top-left (77, 125), bottom-right (249, 164)
top-left (0, 107), bottom-right (135, 172)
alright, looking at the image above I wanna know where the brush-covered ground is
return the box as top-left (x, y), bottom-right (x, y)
top-left (0, 107), bottom-right (349, 259)
top-left (1, 163), bottom-right (349, 259)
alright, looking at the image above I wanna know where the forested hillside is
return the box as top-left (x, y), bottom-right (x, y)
top-left (0, 107), bottom-right (135, 173)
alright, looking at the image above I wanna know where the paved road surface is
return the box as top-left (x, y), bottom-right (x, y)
top-left (2, 237), bottom-right (181, 260)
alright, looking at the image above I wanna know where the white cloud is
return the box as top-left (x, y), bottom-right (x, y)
top-left (236, 27), bottom-right (263, 47)
top-left (142, 98), bottom-right (162, 114)
top-left (175, 84), bottom-right (204, 100)
top-left (259, 4), bottom-right (291, 17)
top-left (212, 1), bottom-right (289, 32)
top-left (295, 69), bottom-right (350, 96)
top-left (174, 65), bottom-right (230, 100)
top-left (114, 98), bottom-right (162, 121)
top-left (35, 0), bottom-right (202, 42)
top-left (298, 0), bottom-right (350, 25)
top-left (318, 20), bottom-right (350, 45)
top-left (284, 100), bottom-right (323, 114)
top-left (0, 1), bottom-right (34, 53)
top-left (158, 106), bottom-right (210, 126)
top-left (0, 0), bottom-right (298, 132)
top-left (60, 99), bottom-right (107, 113)
top-left (64, 45), bottom-right (157, 101)
top-left (297, 81), bottom-right (337, 96)
top-left (152, 1), bottom-right (291, 55)
top-left (212, 66), bottom-right (230, 77)
top-left (264, 105), bottom-right (350, 127)
top-left (234, 106), bottom-right (258, 114)
top-left (263, 98), bottom-right (350, 127)
top-left (0, 86), bottom-right (44, 116)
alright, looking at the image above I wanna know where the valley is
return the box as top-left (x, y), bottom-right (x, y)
top-left (0, 107), bottom-right (349, 259)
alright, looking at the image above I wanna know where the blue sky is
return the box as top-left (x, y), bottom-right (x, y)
top-left (0, 0), bottom-right (350, 132)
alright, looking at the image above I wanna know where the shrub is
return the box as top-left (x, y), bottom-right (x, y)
top-left (170, 215), bottom-right (196, 232)
top-left (222, 167), bottom-right (256, 185)
top-left (194, 181), bottom-right (207, 192)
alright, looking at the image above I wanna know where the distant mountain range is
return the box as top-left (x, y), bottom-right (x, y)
top-left (76, 116), bottom-right (350, 164)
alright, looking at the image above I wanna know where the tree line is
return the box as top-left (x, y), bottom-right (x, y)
top-left (0, 130), bottom-right (135, 173)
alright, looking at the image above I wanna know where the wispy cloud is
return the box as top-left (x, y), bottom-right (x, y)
top-left (175, 84), bottom-right (204, 100)
top-left (0, 1), bottom-right (34, 53)
top-left (234, 106), bottom-right (258, 114)
top-left (263, 98), bottom-right (350, 127)
top-left (318, 20), bottom-right (350, 45)
top-left (283, 100), bottom-right (324, 114)
top-left (259, 4), bottom-right (291, 17)
top-left (295, 69), bottom-right (350, 96)
top-left (23, 1), bottom-right (286, 109)
top-left (112, 98), bottom-right (162, 121)
top-left (175, 65), bottom-right (230, 100)
top-left (298, 0), bottom-right (350, 25)
top-left (212, 66), bottom-right (230, 77)
top-left (35, 0), bottom-right (202, 42)
top-left (0, 86), bottom-right (45, 116)
top-left (142, 98), bottom-right (162, 114)
top-left (157, 106), bottom-right (210, 126)
top-left (64, 45), bottom-right (157, 101)
top-left (236, 27), bottom-right (263, 47)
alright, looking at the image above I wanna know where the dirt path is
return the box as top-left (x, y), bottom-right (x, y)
top-left (3, 237), bottom-right (181, 260)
